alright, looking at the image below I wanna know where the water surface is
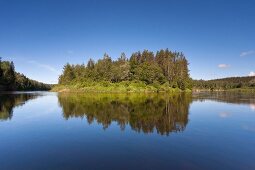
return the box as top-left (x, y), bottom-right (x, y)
top-left (0, 92), bottom-right (254, 170)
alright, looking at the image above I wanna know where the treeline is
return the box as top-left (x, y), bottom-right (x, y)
top-left (0, 58), bottom-right (51, 91)
top-left (193, 76), bottom-right (255, 90)
top-left (58, 49), bottom-right (191, 90)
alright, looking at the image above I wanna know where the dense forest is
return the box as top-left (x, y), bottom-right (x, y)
top-left (57, 49), bottom-right (191, 92)
top-left (193, 76), bottom-right (255, 90)
top-left (0, 58), bottom-right (51, 91)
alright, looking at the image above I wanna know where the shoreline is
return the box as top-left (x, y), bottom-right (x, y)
top-left (51, 84), bottom-right (191, 93)
top-left (192, 88), bottom-right (255, 93)
top-left (52, 85), bottom-right (255, 93)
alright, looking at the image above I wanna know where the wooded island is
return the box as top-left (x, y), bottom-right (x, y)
top-left (54, 49), bottom-right (191, 92)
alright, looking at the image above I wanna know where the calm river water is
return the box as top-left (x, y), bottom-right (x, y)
top-left (0, 92), bottom-right (254, 170)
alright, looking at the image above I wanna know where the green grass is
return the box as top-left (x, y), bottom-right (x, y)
top-left (52, 81), bottom-right (190, 93)
top-left (226, 88), bottom-right (255, 93)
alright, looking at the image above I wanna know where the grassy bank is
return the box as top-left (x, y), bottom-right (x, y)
top-left (52, 81), bottom-right (191, 93)
top-left (192, 88), bottom-right (255, 93)
top-left (221, 88), bottom-right (255, 93)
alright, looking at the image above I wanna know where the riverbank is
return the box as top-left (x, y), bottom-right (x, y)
top-left (192, 88), bottom-right (255, 93)
top-left (52, 82), bottom-right (191, 93)
top-left (52, 82), bottom-right (255, 93)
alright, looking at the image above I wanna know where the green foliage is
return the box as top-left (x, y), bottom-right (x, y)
top-left (58, 63), bottom-right (76, 84)
top-left (0, 61), bottom-right (15, 86)
top-left (58, 49), bottom-right (191, 91)
top-left (15, 73), bottom-right (51, 91)
top-left (52, 80), bottom-right (186, 93)
top-left (193, 76), bottom-right (255, 90)
top-left (0, 58), bottom-right (51, 91)
top-left (133, 62), bottom-right (165, 84)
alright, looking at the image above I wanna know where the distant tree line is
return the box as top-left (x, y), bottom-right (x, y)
top-left (193, 76), bottom-right (255, 90)
top-left (58, 49), bottom-right (191, 90)
top-left (0, 58), bottom-right (51, 91)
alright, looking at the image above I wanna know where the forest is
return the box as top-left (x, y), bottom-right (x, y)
top-left (57, 49), bottom-right (191, 92)
top-left (0, 58), bottom-right (51, 91)
top-left (193, 76), bottom-right (255, 91)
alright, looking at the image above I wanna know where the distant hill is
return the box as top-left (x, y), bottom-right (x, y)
top-left (0, 59), bottom-right (51, 91)
top-left (193, 76), bottom-right (255, 90)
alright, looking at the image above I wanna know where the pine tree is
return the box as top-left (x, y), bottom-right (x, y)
top-left (141, 50), bottom-right (154, 63)
top-left (119, 52), bottom-right (127, 62)
top-left (87, 58), bottom-right (95, 69)
top-left (111, 53), bottom-right (130, 82)
top-left (59, 63), bottom-right (75, 84)
top-left (94, 53), bottom-right (113, 81)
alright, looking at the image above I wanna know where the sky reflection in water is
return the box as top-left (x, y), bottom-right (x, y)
top-left (0, 92), bottom-right (254, 170)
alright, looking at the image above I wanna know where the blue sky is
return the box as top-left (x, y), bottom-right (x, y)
top-left (0, 0), bottom-right (254, 84)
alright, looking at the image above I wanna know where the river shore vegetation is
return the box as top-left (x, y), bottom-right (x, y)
top-left (0, 58), bottom-right (51, 91)
top-left (54, 49), bottom-right (191, 93)
top-left (193, 76), bottom-right (255, 92)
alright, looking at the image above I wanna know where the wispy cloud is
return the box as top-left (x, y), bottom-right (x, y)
top-left (28, 60), bottom-right (60, 74)
top-left (218, 64), bottom-right (230, 69)
top-left (67, 50), bottom-right (74, 54)
top-left (248, 71), bottom-right (255, 76)
top-left (240, 50), bottom-right (254, 57)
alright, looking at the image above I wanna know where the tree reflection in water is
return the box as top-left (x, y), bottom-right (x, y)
top-left (58, 93), bottom-right (192, 135)
top-left (0, 93), bottom-right (40, 120)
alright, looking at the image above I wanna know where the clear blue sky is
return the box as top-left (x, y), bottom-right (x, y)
top-left (0, 0), bottom-right (254, 84)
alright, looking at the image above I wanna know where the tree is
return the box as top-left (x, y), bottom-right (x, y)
top-left (133, 62), bottom-right (165, 84)
top-left (141, 50), bottom-right (154, 63)
top-left (1, 61), bottom-right (16, 86)
top-left (129, 52), bottom-right (141, 80)
top-left (155, 49), bottom-right (175, 83)
top-left (94, 53), bottom-right (113, 81)
top-left (59, 63), bottom-right (75, 84)
top-left (87, 58), bottom-right (95, 69)
top-left (111, 53), bottom-right (130, 82)
top-left (0, 57), bottom-right (3, 82)
top-left (119, 52), bottom-right (127, 62)
top-left (0, 58), bottom-right (50, 91)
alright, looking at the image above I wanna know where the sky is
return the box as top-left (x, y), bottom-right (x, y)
top-left (0, 0), bottom-right (255, 84)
